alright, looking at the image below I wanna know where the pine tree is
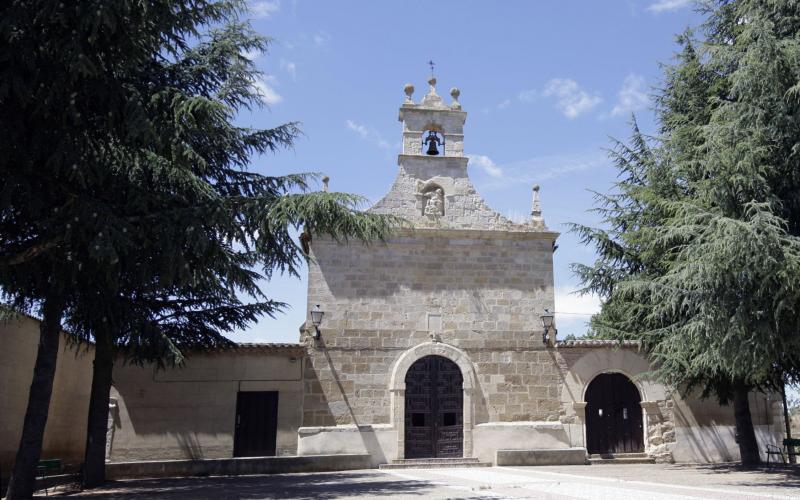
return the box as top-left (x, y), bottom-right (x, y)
top-left (573, 2), bottom-right (800, 465)
top-left (1, 1), bottom-right (398, 496)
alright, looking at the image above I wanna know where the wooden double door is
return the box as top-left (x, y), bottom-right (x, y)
top-left (585, 373), bottom-right (644, 455)
top-left (233, 391), bottom-right (279, 457)
top-left (404, 355), bottom-right (464, 459)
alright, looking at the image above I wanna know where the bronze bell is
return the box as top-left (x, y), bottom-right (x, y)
top-left (424, 130), bottom-right (441, 156)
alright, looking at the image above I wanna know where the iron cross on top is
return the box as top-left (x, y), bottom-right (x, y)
top-left (428, 60), bottom-right (435, 76)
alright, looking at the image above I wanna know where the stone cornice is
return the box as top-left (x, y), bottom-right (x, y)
top-left (399, 106), bottom-right (467, 120)
top-left (396, 154), bottom-right (469, 167)
top-left (390, 226), bottom-right (560, 241)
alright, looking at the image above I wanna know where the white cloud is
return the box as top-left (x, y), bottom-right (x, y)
top-left (481, 99), bottom-right (514, 114)
top-left (345, 120), bottom-right (390, 149)
top-left (241, 49), bottom-right (262, 61)
top-left (611, 74), bottom-right (649, 117)
top-left (518, 89), bottom-right (537, 102)
top-left (345, 119), bottom-right (369, 138)
top-left (280, 59), bottom-right (297, 80)
top-left (250, 0), bottom-right (280, 19)
top-left (467, 154), bottom-right (504, 179)
top-left (252, 76), bottom-right (282, 105)
top-left (536, 154), bottom-right (606, 181)
top-left (647, 0), bottom-right (692, 13)
top-left (555, 286), bottom-right (601, 316)
top-left (312, 31), bottom-right (330, 47)
top-left (543, 78), bottom-right (602, 118)
top-left (477, 152), bottom-right (608, 190)
top-left (554, 286), bottom-right (602, 337)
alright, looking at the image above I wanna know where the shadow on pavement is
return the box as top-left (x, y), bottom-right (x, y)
top-left (666, 463), bottom-right (800, 489)
top-left (43, 471), bottom-right (439, 499)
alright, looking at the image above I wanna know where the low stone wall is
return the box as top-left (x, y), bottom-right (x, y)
top-left (105, 454), bottom-right (373, 480)
top-left (496, 448), bottom-right (587, 466)
top-left (297, 425), bottom-right (398, 466)
top-left (472, 422), bottom-right (571, 464)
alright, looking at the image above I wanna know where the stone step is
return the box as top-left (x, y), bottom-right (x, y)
top-left (380, 458), bottom-right (491, 470)
top-left (379, 462), bottom-right (492, 470)
top-left (391, 457), bottom-right (480, 464)
top-left (589, 453), bottom-right (655, 465)
top-left (589, 453), bottom-right (648, 459)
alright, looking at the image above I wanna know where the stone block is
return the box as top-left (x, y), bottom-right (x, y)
top-left (496, 448), bottom-right (587, 466)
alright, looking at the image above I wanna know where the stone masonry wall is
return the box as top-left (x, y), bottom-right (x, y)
top-left (303, 231), bottom-right (558, 427)
top-left (370, 156), bottom-right (543, 231)
top-left (647, 399), bottom-right (677, 462)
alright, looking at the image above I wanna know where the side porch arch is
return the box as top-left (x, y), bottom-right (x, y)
top-left (559, 348), bottom-right (670, 456)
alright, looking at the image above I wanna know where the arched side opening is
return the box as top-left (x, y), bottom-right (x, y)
top-left (585, 372), bottom-right (644, 455)
top-left (404, 355), bottom-right (463, 459)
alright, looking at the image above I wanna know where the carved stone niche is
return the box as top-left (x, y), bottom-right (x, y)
top-left (417, 182), bottom-right (445, 218)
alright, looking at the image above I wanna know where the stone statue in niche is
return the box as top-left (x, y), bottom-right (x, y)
top-left (423, 188), bottom-right (444, 217)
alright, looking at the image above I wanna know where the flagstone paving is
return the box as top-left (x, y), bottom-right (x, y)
top-left (43, 463), bottom-right (800, 499)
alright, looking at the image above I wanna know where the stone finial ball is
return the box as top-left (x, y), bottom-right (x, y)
top-left (450, 87), bottom-right (460, 99)
top-left (404, 83), bottom-right (414, 96)
top-left (428, 76), bottom-right (437, 87)
top-left (533, 184), bottom-right (540, 192)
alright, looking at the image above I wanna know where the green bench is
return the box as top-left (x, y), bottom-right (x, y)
top-left (0, 459), bottom-right (62, 497)
top-left (766, 438), bottom-right (800, 465)
top-left (36, 459), bottom-right (62, 496)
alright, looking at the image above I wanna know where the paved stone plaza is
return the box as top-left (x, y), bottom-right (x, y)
top-left (45, 464), bottom-right (799, 499)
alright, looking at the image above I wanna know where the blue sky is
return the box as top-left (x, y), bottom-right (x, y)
top-left (227, 0), bottom-right (703, 344)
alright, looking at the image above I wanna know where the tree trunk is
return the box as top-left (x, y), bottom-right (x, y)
top-left (82, 329), bottom-right (115, 488)
top-left (4, 295), bottom-right (65, 500)
top-left (781, 380), bottom-right (795, 464)
top-left (733, 383), bottom-right (761, 466)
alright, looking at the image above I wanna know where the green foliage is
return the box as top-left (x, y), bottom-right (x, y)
top-left (572, 0), bottom-right (800, 401)
top-left (0, 0), bottom-right (399, 361)
top-left (1, 0), bottom-right (398, 493)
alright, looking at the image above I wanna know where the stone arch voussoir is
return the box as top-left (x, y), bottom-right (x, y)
top-left (389, 341), bottom-right (475, 392)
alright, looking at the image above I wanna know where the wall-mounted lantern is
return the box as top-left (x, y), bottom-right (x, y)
top-left (310, 304), bottom-right (324, 340)
top-left (541, 309), bottom-right (555, 346)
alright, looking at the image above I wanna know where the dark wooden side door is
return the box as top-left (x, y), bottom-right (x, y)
top-left (405, 355), bottom-right (463, 459)
top-left (233, 391), bottom-right (279, 457)
top-left (585, 373), bottom-right (644, 455)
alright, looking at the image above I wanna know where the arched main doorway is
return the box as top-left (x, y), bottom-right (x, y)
top-left (585, 373), bottom-right (644, 455)
top-left (404, 355), bottom-right (463, 458)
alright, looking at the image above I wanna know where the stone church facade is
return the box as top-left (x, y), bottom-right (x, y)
top-left (294, 78), bottom-right (784, 465)
top-left (3, 79), bottom-right (785, 476)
